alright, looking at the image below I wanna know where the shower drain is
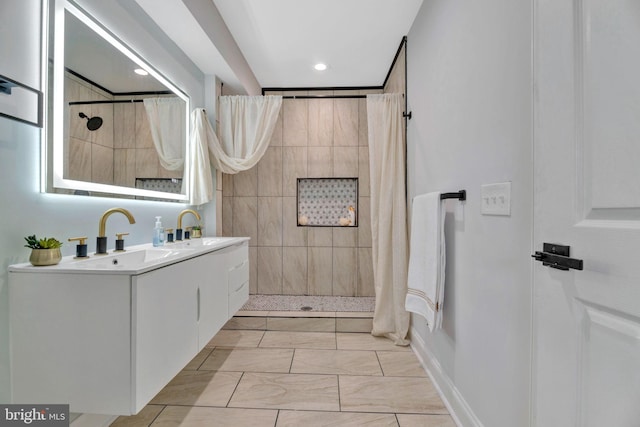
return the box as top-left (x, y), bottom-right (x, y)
top-left (300, 306), bottom-right (313, 311)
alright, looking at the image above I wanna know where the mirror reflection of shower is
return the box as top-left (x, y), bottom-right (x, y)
top-left (78, 112), bottom-right (103, 131)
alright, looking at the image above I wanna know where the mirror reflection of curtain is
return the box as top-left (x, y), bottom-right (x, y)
top-left (366, 93), bottom-right (410, 346)
top-left (143, 97), bottom-right (186, 171)
top-left (187, 95), bottom-right (282, 205)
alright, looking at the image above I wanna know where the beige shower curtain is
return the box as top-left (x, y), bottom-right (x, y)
top-left (366, 93), bottom-right (410, 345)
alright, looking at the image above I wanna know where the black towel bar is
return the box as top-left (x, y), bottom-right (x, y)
top-left (440, 190), bottom-right (466, 201)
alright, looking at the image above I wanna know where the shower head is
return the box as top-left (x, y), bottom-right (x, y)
top-left (79, 112), bottom-right (103, 131)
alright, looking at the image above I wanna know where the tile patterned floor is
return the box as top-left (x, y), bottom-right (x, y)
top-left (111, 330), bottom-right (456, 427)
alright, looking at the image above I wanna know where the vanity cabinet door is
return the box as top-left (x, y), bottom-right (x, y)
top-left (132, 260), bottom-right (199, 412)
top-left (196, 250), bottom-right (228, 351)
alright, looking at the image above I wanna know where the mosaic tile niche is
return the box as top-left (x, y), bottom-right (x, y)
top-left (297, 178), bottom-right (358, 227)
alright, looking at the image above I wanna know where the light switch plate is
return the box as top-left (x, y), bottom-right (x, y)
top-left (481, 182), bottom-right (511, 216)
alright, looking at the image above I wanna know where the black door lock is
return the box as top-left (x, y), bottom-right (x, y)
top-left (532, 243), bottom-right (583, 271)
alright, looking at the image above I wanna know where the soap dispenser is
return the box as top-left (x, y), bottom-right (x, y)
top-left (153, 216), bottom-right (165, 247)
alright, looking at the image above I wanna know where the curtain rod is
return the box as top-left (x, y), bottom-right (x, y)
top-left (69, 99), bottom-right (145, 105)
top-left (281, 95), bottom-right (367, 99)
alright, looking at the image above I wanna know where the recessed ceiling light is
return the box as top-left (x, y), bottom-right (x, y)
top-left (134, 68), bottom-right (149, 76)
top-left (314, 63), bottom-right (327, 71)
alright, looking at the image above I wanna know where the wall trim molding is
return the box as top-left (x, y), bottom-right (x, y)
top-left (410, 325), bottom-right (484, 427)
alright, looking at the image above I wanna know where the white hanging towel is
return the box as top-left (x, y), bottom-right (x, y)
top-left (405, 192), bottom-right (446, 331)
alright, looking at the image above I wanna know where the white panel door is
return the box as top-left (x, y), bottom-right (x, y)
top-left (534, 0), bottom-right (640, 425)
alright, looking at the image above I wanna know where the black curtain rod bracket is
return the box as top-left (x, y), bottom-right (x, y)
top-left (440, 190), bottom-right (466, 201)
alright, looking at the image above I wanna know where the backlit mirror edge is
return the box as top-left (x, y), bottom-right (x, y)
top-left (42, 0), bottom-right (192, 203)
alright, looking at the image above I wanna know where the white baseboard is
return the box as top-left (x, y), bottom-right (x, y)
top-left (410, 326), bottom-right (484, 427)
top-left (70, 413), bottom-right (117, 427)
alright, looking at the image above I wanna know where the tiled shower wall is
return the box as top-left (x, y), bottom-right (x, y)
top-left (221, 89), bottom-right (381, 297)
top-left (65, 72), bottom-right (181, 186)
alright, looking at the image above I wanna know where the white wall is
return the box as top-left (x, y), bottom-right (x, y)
top-left (406, 1), bottom-right (532, 426)
top-left (0, 0), bottom-right (212, 403)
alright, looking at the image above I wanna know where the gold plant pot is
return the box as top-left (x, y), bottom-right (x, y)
top-left (191, 229), bottom-right (202, 238)
top-left (29, 248), bottom-right (62, 266)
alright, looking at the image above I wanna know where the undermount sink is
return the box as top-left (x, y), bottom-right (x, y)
top-left (70, 248), bottom-right (190, 270)
top-left (170, 237), bottom-right (225, 248)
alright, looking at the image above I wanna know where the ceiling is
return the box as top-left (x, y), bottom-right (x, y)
top-left (138, 0), bottom-right (423, 92)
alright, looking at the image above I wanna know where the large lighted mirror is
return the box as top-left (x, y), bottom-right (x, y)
top-left (46, 0), bottom-right (190, 201)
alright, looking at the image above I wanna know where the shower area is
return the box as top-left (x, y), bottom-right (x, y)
top-left (220, 40), bottom-right (406, 317)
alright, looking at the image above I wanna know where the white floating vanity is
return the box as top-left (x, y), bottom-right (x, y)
top-left (9, 237), bottom-right (249, 415)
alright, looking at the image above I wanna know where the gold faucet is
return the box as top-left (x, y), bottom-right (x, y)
top-left (177, 209), bottom-right (201, 230)
top-left (99, 208), bottom-right (136, 237)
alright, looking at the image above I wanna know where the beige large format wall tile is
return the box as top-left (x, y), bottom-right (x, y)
top-left (308, 228), bottom-right (333, 247)
top-left (232, 197), bottom-right (258, 245)
top-left (257, 247), bottom-right (283, 294)
top-left (333, 227), bottom-right (357, 247)
top-left (68, 137), bottom-right (92, 181)
top-left (222, 172), bottom-right (234, 195)
top-left (222, 89), bottom-right (373, 297)
top-left (135, 148), bottom-right (158, 178)
top-left (333, 146), bottom-right (358, 177)
top-left (113, 149), bottom-right (136, 187)
top-left (234, 167), bottom-right (258, 196)
top-left (277, 411), bottom-right (398, 427)
top-left (283, 197), bottom-right (307, 246)
top-left (258, 197), bottom-right (283, 246)
top-left (359, 98), bottom-right (369, 146)
top-left (357, 247), bottom-right (375, 297)
top-left (358, 197), bottom-right (372, 247)
top-left (228, 372), bottom-right (340, 411)
top-left (283, 147), bottom-right (307, 196)
top-left (270, 107), bottom-right (283, 146)
top-left (358, 147), bottom-right (370, 196)
top-left (92, 143), bottom-right (114, 184)
top-left (333, 248), bottom-right (357, 296)
top-left (334, 99), bottom-right (359, 146)
top-left (308, 247), bottom-right (333, 295)
top-left (258, 147), bottom-right (282, 196)
top-left (222, 196), bottom-right (233, 237)
top-left (249, 246), bottom-right (257, 293)
top-left (114, 104), bottom-right (136, 149)
top-left (282, 246), bottom-right (307, 295)
top-left (308, 147), bottom-right (333, 177)
top-left (135, 103), bottom-right (153, 148)
top-left (283, 99), bottom-right (308, 146)
top-left (336, 318), bottom-right (373, 333)
top-left (69, 104), bottom-right (91, 142)
top-left (92, 103), bottom-right (114, 148)
top-left (309, 98), bottom-right (334, 146)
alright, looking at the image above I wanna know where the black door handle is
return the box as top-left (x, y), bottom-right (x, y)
top-left (532, 243), bottom-right (583, 271)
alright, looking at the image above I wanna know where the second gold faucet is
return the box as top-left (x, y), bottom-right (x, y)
top-left (176, 209), bottom-right (201, 241)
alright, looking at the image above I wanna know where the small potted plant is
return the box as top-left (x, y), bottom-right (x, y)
top-left (191, 224), bottom-right (202, 238)
top-left (24, 235), bottom-right (63, 266)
